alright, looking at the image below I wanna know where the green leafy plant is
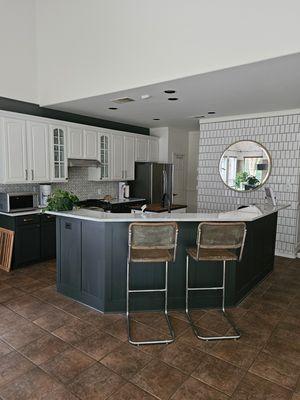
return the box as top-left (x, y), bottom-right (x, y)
top-left (235, 171), bottom-right (249, 188)
top-left (246, 175), bottom-right (260, 186)
top-left (45, 190), bottom-right (79, 211)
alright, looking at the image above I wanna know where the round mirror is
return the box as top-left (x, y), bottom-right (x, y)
top-left (219, 140), bottom-right (271, 191)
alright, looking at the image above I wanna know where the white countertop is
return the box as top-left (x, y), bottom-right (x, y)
top-left (0, 209), bottom-right (43, 217)
top-left (46, 204), bottom-right (289, 223)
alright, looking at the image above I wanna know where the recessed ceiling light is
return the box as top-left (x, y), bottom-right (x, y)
top-left (153, 118), bottom-right (160, 121)
top-left (207, 111), bottom-right (216, 114)
top-left (164, 89), bottom-right (176, 94)
top-left (168, 97), bottom-right (178, 101)
top-left (189, 115), bottom-right (205, 119)
top-left (108, 107), bottom-right (118, 110)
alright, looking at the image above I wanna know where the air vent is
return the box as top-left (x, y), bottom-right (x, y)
top-left (111, 97), bottom-right (135, 104)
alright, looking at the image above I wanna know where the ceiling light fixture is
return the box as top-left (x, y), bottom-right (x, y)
top-left (207, 111), bottom-right (216, 114)
top-left (164, 89), bottom-right (176, 94)
top-left (153, 118), bottom-right (160, 121)
top-left (108, 107), bottom-right (118, 110)
top-left (168, 97), bottom-right (178, 101)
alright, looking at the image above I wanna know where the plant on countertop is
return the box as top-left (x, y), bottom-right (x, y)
top-left (235, 171), bottom-right (249, 188)
top-left (44, 190), bottom-right (79, 211)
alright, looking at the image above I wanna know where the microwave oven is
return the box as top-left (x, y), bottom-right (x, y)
top-left (0, 192), bottom-right (38, 213)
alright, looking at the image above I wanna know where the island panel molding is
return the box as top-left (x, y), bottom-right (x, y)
top-left (198, 112), bottom-right (300, 258)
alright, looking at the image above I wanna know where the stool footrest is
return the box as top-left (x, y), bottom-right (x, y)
top-left (128, 288), bottom-right (166, 293)
top-left (187, 286), bottom-right (224, 291)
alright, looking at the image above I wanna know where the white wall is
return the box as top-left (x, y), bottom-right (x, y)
top-left (0, 0), bottom-right (37, 102)
top-left (197, 111), bottom-right (300, 258)
top-left (36, 0), bottom-right (300, 106)
top-left (187, 131), bottom-right (200, 212)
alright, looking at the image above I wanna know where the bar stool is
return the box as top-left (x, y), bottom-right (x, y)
top-left (185, 222), bottom-right (247, 341)
top-left (127, 222), bottom-right (179, 345)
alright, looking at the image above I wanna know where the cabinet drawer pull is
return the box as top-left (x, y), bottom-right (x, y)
top-left (23, 218), bottom-right (34, 222)
top-left (65, 222), bottom-right (72, 230)
top-left (25, 169), bottom-right (28, 180)
top-left (31, 169), bottom-right (34, 180)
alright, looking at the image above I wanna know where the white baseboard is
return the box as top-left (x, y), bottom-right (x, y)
top-left (275, 250), bottom-right (296, 259)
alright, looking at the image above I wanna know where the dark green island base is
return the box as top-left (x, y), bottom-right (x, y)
top-left (55, 212), bottom-right (277, 313)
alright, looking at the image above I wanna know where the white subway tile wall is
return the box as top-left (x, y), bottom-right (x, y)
top-left (198, 113), bottom-right (300, 257)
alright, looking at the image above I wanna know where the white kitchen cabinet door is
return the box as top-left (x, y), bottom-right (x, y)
top-left (111, 134), bottom-right (124, 180)
top-left (84, 129), bottom-right (98, 159)
top-left (50, 125), bottom-right (68, 181)
top-left (123, 135), bottom-right (135, 180)
top-left (88, 132), bottom-right (111, 181)
top-left (135, 136), bottom-right (149, 161)
top-left (68, 126), bottom-right (84, 158)
top-left (149, 137), bottom-right (159, 162)
top-left (27, 121), bottom-right (50, 182)
top-left (3, 117), bottom-right (28, 183)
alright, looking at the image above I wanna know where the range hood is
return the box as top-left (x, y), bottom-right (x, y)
top-left (68, 158), bottom-right (101, 168)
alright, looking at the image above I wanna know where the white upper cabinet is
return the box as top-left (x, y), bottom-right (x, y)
top-left (149, 137), bottom-right (159, 161)
top-left (88, 131), bottom-right (111, 181)
top-left (123, 135), bottom-right (135, 180)
top-left (68, 126), bottom-right (84, 158)
top-left (27, 121), bottom-right (50, 182)
top-left (111, 133), bottom-right (124, 180)
top-left (135, 136), bottom-right (149, 161)
top-left (2, 117), bottom-right (28, 183)
top-left (83, 129), bottom-right (98, 159)
top-left (50, 125), bottom-right (68, 182)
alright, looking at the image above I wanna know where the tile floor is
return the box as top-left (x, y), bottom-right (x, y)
top-left (0, 256), bottom-right (299, 399)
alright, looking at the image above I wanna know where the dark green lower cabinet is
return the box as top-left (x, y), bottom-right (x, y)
top-left (56, 213), bottom-right (278, 313)
top-left (0, 213), bottom-right (56, 268)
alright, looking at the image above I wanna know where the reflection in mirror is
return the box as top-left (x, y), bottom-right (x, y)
top-left (219, 141), bottom-right (271, 191)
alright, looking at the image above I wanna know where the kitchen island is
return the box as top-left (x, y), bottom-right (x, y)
top-left (47, 204), bottom-right (287, 313)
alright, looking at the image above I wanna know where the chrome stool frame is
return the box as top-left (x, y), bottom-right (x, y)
top-left (185, 222), bottom-right (247, 341)
top-left (126, 222), bottom-right (179, 345)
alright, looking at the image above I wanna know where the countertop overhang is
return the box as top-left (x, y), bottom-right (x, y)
top-left (46, 204), bottom-right (289, 223)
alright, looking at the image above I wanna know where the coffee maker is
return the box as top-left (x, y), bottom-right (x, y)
top-left (39, 184), bottom-right (52, 207)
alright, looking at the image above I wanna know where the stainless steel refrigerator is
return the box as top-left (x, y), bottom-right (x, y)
top-left (129, 162), bottom-right (173, 206)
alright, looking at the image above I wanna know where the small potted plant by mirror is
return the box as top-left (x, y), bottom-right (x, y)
top-left (235, 171), bottom-right (249, 190)
top-left (44, 189), bottom-right (79, 211)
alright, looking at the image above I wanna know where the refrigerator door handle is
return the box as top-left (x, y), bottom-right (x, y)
top-left (163, 169), bottom-right (167, 193)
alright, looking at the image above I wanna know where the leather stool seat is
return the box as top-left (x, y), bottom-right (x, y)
top-left (186, 247), bottom-right (238, 261)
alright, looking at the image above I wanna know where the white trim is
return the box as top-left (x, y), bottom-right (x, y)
top-left (199, 108), bottom-right (300, 125)
top-left (275, 250), bottom-right (296, 259)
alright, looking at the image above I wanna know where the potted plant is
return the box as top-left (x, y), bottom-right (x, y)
top-left (235, 171), bottom-right (249, 189)
top-left (245, 175), bottom-right (260, 190)
top-left (45, 190), bottom-right (79, 211)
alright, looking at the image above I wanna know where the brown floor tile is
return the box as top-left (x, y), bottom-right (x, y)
top-left (100, 342), bottom-right (152, 379)
top-left (33, 286), bottom-right (76, 309)
top-left (1, 321), bottom-right (46, 349)
top-left (292, 394), bottom-right (300, 400)
top-left (192, 353), bottom-right (245, 395)
top-left (0, 367), bottom-right (62, 400)
top-left (196, 310), bottom-right (234, 335)
top-left (159, 340), bottom-right (203, 374)
top-left (0, 339), bottom-right (13, 357)
top-left (82, 311), bottom-right (123, 330)
top-left (231, 372), bottom-right (292, 400)
top-left (73, 331), bottom-right (122, 360)
top-left (0, 306), bottom-right (28, 336)
top-left (52, 317), bottom-right (97, 344)
top-left (33, 307), bottom-right (78, 332)
top-left (4, 294), bottom-right (55, 321)
top-left (131, 359), bottom-right (187, 400)
top-left (132, 312), bottom-right (190, 336)
top-left (41, 348), bottom-right (95, 384)
top-left (103, 317), bottom-right (128, 342)
top-left (178, 326), bottom-right (218, 353)
top-left (0, 281), bottom-right (11, 291)
top-left (0, 351), bottom-right (35, 387)
top-left (62, 301), bottom-right (98, 318)
top-left (171, 376), bottom-right (228, 399)
top-left (19, 333), bottom-right (70, 365)
top-left (207, 339), bottom-right (259, 369)
top-left (263, 327), bottom-right (300, 366)
top-left (248, 301), bottom-right (285, 325)
top-left (68, 363), bottom-right (125, 400)
top-left (20, 280), bottom-right (51, 294)
top-left (41, 386), bottom-right (79, 400)
top-left (0, 287), bottom-right (25, 303)
top-left (108, 382), bottom-right (156, 400)
top-left (249, 351), bottom-right (300, 390)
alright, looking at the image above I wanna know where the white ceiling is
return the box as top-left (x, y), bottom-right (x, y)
top-left (48, 53), bottom-right (300, 130)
